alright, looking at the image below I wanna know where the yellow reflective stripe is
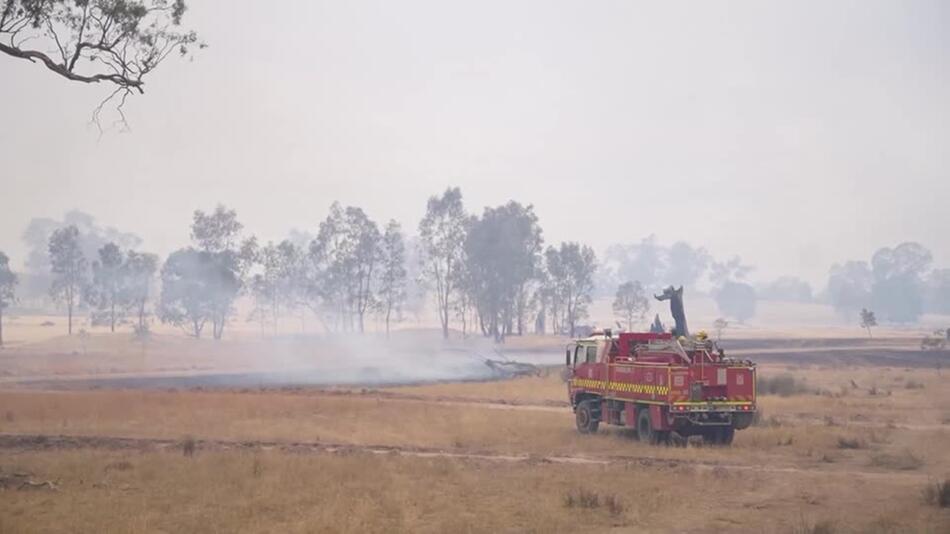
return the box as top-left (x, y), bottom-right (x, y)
top-left (672, 401), bottom-right (754, 406)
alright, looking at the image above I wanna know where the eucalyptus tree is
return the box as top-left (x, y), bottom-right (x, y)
top-left (48, 225), bottom-right (87, 335)
top-left (378, 220), bottom-right (407, 337)
top-left (418, 188), bottom-right (467, 339)
top-left (0, 251), bottom-right (17, 347)
top-left (0, 0), bottom-right (202, 126)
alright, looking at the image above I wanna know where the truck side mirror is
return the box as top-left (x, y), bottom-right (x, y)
top-left (565, 348), bottom-right (571, 367)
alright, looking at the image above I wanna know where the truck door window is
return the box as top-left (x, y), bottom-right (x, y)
top-left (586, 345), bottom-right (598, 363)
top-left (574, 346), bottom-right (584, 367)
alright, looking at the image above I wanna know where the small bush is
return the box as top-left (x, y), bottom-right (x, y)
top-left (564, 488), bottom-right (600, 509)
top-left (563, 489), bottom-right (623, 516)
top-left (869, 450), bottom-right (923, 471)
top-left (104, 461), bottom-right (134, 472)
top-left (604, 494), bottom-right (624, 517)
top-left (904, 380), bottom-right (924, 390)
top-left (182, 436), bottom-right (196, 457)
top-left (922, 479), bottom-right (950, 508)
top-left (793, 516), bottom-right (837, 534)
top-left (752, 409), bottom-right (782, 428)
top-left (836, 437), bottom-right (866, 450)
top-left (757, 374), bottom-right (811, 396)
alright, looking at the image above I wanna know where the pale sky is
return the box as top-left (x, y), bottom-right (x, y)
top-left (1, 0), bottom-right (947, 287)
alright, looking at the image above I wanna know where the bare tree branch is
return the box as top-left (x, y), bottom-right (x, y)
top-left (1, 1), bottom-right (202, 128)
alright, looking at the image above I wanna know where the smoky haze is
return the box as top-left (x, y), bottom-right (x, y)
top-left (1, 0), bottom-right (948, 289)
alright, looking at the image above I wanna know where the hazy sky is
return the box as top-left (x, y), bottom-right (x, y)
top-left (1, 0), bottom-right (947, 287)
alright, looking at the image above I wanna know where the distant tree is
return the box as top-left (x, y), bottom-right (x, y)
top-left (0, 0), bottom-right (202, 126)
top-left (666, 241), bottom-right (710, 289)
top-left (649, 314), bottom-right (665, 334)
top-left (870, 242), bottom-right (931, 323)
top-left (87, 243), bottom-right (127, 332)
top-left (308, 203), bottom-right (381, 333)
top-left (250, 240), bottom-right (302, 336)
top-left (598, 238), bottom-right (710, 297)
top-left (827, 261), bottom-right (872, 319)
top-left (48, 225), bottom-right (87, 335)
top-left (192, 205), bottom-right (243, 254)
top-left (0, 251), bottom-right (18, 347)
top-left (714, 281), bottom-right (756, 323)
top-left (925, 269), bottom-right (950, 315)
top-left (709, 256), bottom-right (753, 287)
top-left (760, 276), bottom-right (813, 302)
top-left (604, 235), bottom-right (666, 293)
top-left (158, 248), bottom-right (239, 339)
top-left (418, 188), bottom-right (468, 339)
top-left (123, 250), bottom-right (158, 333)
top-left (186, 205), bottom-right (253, 339)
top-left (20, 210), bottom-right (140, 301)
top-left (859, 308), bottom-right (877, 338)
top-left (379, 221), bottom-right (408, 337)
top-left (713, 317), bottom-right (729, 342)
top-left (546, 242), bottom-right (596, 337)
top-left (612, 281), bottom-right (649, 331)
top-left (464, 202), bottom-right (543, 341)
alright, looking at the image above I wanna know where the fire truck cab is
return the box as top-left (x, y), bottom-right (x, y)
top-left (566, 330), bottom-right (756, 445)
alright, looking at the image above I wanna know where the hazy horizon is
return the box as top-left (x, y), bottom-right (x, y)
top-left (2, 0), bottom-right (948, 288)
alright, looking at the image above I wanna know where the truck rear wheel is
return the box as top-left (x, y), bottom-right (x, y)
top-left (575, 400), bottom-right (600, 434)
top-left (703, 426), bottom-right (735, 446)
top-left (637, 408), bottom-right (661, 444)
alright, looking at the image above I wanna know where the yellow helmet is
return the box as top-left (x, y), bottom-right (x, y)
top-left (696, 330), bottom-right (708, 340)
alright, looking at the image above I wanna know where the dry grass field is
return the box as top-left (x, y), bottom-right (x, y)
top-left (1, 323), bottom-right (949, 533)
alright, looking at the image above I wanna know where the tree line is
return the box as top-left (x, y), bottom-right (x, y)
top-left (4, 199), bottom-right (950, 346)
top-left (0, 188), bottom-right (600, 343)
top-left (828, 242), bottom-right (950, 323)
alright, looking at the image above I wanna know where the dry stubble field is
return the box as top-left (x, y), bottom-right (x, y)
top-left (1, 330), bottom-right (949, 533)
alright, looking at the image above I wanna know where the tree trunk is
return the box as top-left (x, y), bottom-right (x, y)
top-left (385, 303), bottom-right (392, 338)
top-left (0, 305), bottom-right (4, 347)
top-left (110, 300), bottom-right (116, 333)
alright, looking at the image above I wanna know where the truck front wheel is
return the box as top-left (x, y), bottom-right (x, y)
top-left (575, 400), bottom-right (600, 434)
top-left (637, 408), bottom-right (665, 444)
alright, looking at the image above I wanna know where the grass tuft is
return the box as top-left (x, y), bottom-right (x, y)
top-left (757, 374), bottom-right (811, 397)
top-left (182, 436), bottom-right (196, 458)
top-left (922, 479), bottom-right (950, 508)
top-left (563, 489), bottom-right (624, 517)
top-left (836, 436), bottom-right (866, 450)
top-left (869, 450), bottom-right (923, 471)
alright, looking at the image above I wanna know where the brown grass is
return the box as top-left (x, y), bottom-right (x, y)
top-left (1, 332), bottom-right (949, 532)
top-left (1, 449), bottom-right (944, 534)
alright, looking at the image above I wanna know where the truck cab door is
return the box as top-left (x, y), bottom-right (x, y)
top-left (574, 343), bottom-right (602, 385)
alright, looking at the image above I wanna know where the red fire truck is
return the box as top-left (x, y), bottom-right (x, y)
top-left (566, 330), bottom-right (756, 445)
